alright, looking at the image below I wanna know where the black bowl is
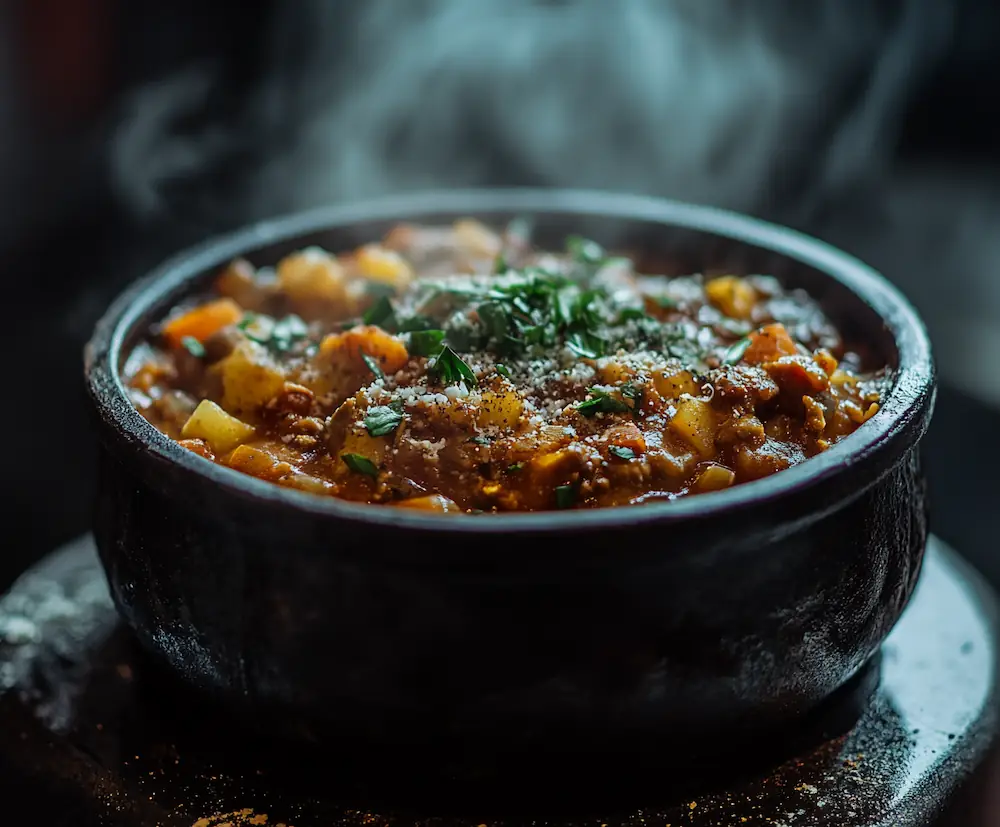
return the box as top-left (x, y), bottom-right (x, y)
top-left (84, 190), bottom-right (934, 774)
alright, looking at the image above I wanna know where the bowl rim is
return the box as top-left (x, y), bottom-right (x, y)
top-left (85, 188), bottom-right (935, 535)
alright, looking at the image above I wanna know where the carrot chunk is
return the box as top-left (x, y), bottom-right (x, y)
top-left (162, 299), bottom-right (243, 348)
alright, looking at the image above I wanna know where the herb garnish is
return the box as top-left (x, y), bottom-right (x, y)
top-left (342, 453), bottom-right (379, 477)
top-left (576, 388), bottom-right (630, 418)
top-left (609, 446), bottom-right (635, 460)
top-left (181, 336), bottom-right (205, 358)
top-left (566, 235), bottom-right (606, 265)
top-left (495, 363), bottom-right (512, 379)
top-left (363, 296), bottom-right (396, 328)
top-left (723, 336), bottom-right (752, 365)
top-left (238, 313), bottom-right (308, 353)
top-left (364, 402), bottom-right (404, 437)
top-left (468, 436), bottom-right (491, 445)
top-left (431, 346), bottom-right (478, 387)
top-left (554, 484), bottom-right (577, 509)
top-left (506, 462), bottom-right (524, 474)
top-left (621, 382), bottom-right (643, 417)
top-left (361, 352), bottom-right (384, 380)
top-left (409, 329), bottom-right (446, 357)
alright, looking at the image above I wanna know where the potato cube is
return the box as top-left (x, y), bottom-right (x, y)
top-left (277, 248), bottom-right (347, 306)
top-left (181, 400), bottom-right (255, 454)
top-left (339, 425), bottom-right (390, 469)
top-left (705, 275), bottom-right (756, 320)
top-left (653, 368), bottom-right (700, 400)
top-left (217, 341), bottom-right (286, 414)
top-left (669, 397), bottom-right (717, 457)
top-left (355, 244), bottom-right (414, 290)
top-left (693, 463), bottom-right (736, 492)
top-left (226, 444), bottom-right (292, 481)
top-left (476, 390), bottom-right (523, 429)
top-left (453, 219), bottom-right (502, 258)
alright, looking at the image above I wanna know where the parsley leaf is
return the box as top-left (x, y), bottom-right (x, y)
top-left (361, 352), bottom-right (384, 380)
top-left (432, 346), bottom-right (478, 387)
top-left (269, 315), bottom-right (308, 352)
top-left (364, 402), bottom-right (404, 437)
top-left (181, 336), bottom-right (205, 358)
top-left (576, 388), bottom-right (629, 417)
top-left (621, 382), bottom-right (644, 417)
top-left (723, 337), bottom-right (752, 365)
top-left (342, 453), bottom-right (379, 477)
top-left (362, 296), bottom-right (396, 328)
top-left (566, 235), bottom-right (606, 265)
top-left (566, 329), bottom-right (607, 359)
top-left (609, 446), bottom-right (635, 460)
top-left (495, 363), bottom-right (512, 379)
top-left (409, 329), bottom-right (446, 357)
top-left (506, 462), bottom-right (524, 474)
top-left (617, 307), bottom-right (648, 323)
top-left (554, 484), bottom-right (577, 509)
top-left (397, 314), bottom-right (436, 333)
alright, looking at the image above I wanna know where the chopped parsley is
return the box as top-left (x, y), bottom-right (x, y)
top-left (180, 336), bottom-right (205, 358)
top-left (506, 462), bottom-right (524, 474)
top-left (238, 313), bottom-right (308, 353)
top-left (468, 435), bottom-right (491, 445)
top-left (361, 352), bottom-right (384, 380)
top-left (609, 446), bottom-right (635, 460)
top-left (364, 402), bottom-right (404, 437)
top-left (554, 484), bottom-right (577, 509)
top-left (409, 329), bottom-right (446, 357)
top-left (723, 336), bottom-right (752, 365)
top-left (495, 363), bottom-right (512, 379)
top-left (566, 235), bottom-right (606, 265)
top-left (362, 296), bottom-right (396, 328)
top-left (621, 382), bottom-right (644, 417)
top-left (431, 346), bottom-right (478, 387)
top-left (576, 387), bottom-right (630, 417)
top-left (342, 453), bottom-right (379, 477)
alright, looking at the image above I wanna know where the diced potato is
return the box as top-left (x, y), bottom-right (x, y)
top-left (648, 449), bottom-right (697, 478)
top-left (277, 248), bottom-right (347, 306)
top-left (226, 444), bottom-right (292, 481)
top-left (395, 495), bottom-right (463, 513)
top-left (653, 368), bottom-right (700, 400)
top-left (453, 219), bottom-right (502, 258)
top-left (355, 244), bottom-right (414, 290)
top-left (319, 326), bottom-right (409, 375)
top-left (705, 275), bottom-right (757, 320)
top-left (476, 390), bottom-right (523, 429)
top-left (530, 449), bottom-right (582, 487)
top-left (162, 298), bottom-right (243, 348)
top-left (597, 360), bottom-right (634, 385)
top-left (669, 397), bottom-right (717, 457)
top-left (215, 259), bottom-right (269, 312)
top-left (693, 463), bottom-right (736, 492)
top-left (181, 400), bottom-right (255, 454)
top-left (339, 425), bottom-right (390, 469)
top-left (217, 341), bottom-right (286, 414)
top-left (744, 323), bottom-right (798, 365)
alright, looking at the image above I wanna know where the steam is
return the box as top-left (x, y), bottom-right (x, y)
top-left (111, 0), bottom-right (952, 232)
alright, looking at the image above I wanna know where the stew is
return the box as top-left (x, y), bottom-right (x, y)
top-left (125, 219), bottom-right (887, 512)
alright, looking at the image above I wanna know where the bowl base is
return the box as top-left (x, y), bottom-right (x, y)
top-left (0, 535), bottom-right (995, 826)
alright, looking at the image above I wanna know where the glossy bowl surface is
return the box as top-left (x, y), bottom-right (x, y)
top-left (85, 189), bottom-right (935, 770)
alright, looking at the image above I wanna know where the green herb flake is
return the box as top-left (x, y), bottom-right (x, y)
top-left (180, 336), bottom-right (206, 358)
top-left (342, 453), bottom-right (379, 477)
top-left (397, 314), bottom-right (436, 333)
top-left (495, 363), bottom-right (512, 379)
top-left (361, 352), bottom-right (384, 380)
top-left (506, 462), bottom-right (524, 474)
top-left (468, 436), bottom-right (491, 446)
top-left (576, 388), bottom-right (630, 418)
top-left (554, 484), bottom-right (577, 509)
top-left (364, 402), bottom-right (404, 437)
top-left (617, 307), bottom-right (648, 323)
top-left (409, 329), bottom-right (446, 357)
top-left (654, 295), bottom-right (678, 309)
top-left (621, 382), bottom-right (644, 417)
top-left (362, 295), bottom-right (396, 328)
top-left (494, 251), bottom-right (508, 274)
top-left (269, 314), bottom-right (309, 352)
top-left (565, 330), bottom-right (607, 359)
top-left (432, 346), bottom-right (478, 387)
top-left (609, 446), bottom-right (635, 460)
top-left (723, 336), bottom-right (752, 365)
top-left (566, 235), bottom-right (606, 265)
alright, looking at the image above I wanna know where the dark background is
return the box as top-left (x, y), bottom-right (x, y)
top-left (3, 1), bottom-right (999, 585)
